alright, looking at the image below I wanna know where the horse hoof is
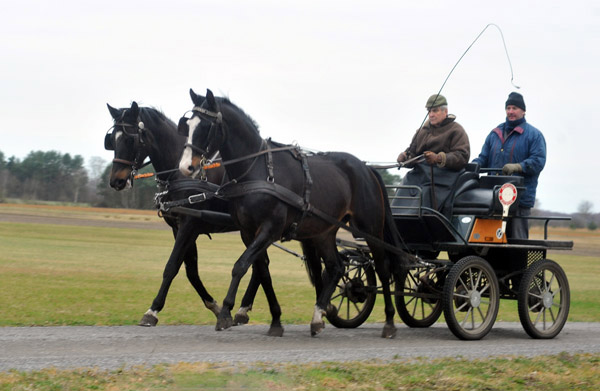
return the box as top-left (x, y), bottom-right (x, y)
top-left (267, 325), bottom-right (284, 337)
top-left (233, 313), bottom-right (250, 326)
top-left (139, 313), bottom-right (158, 327)
top-left (215, 317), bottom-right (233, 331)
top-left (325, 304), bottom-right (338, 320)
top-left (205, 300), bottom-right (221, 318)
top-left (381, 324), bottom-right (397, 339)
top-left (310, 322), bottom-right (325, 337)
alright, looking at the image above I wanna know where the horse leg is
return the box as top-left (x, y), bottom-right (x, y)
top-left (140, 225), bottom-right (195, 326)
top-left (311, 237), bottom-right (344, 336)
top-left (300, 241), bottom-right (324, 300)
top-left (216, 230), bottom-right (274, 331)
top-left (253, 253), bottom-right (284, 337)
top-left (233, 263), bottom-right (262, 326)
top-left (370, 245), bottom-right (397, 339)
top-left (183, 240), bottom-right (221, 318)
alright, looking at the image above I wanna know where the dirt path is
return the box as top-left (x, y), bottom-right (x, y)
top-left (1, 322), bottom-right (599, 372)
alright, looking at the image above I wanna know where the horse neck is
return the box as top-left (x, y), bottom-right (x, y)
top-left (146, 124), bottom-right (185, 175)
top-left (220, 112), bottom-right (264, 179)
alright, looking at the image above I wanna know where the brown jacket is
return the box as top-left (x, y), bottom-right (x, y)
top-left (404, 115), bottom-right (470, 170)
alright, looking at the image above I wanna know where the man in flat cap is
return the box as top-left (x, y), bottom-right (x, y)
top-left (472, 92), bottom-right (546, 238)
top-left (397, 94), bottom-right (470, 170)
top-left (394, 94), bottom-right (470, 216)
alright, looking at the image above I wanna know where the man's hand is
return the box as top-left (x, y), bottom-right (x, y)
top-left (502, 163), bottom-right (523, 175)
top-left (397, 152), bottom-right (407, 163)
top-left (423, 151), bottom-right (441, 165)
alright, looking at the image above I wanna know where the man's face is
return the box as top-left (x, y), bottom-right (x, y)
top-left (428, 106), bottom-right (447, 126)
top-left (506, 105), bottom-right (525, 121)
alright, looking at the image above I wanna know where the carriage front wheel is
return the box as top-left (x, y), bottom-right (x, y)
top-left (517, 259), bottom-right (570, 339)
top-left (326, 249), bottom-right (377, 328)
top-left (443, 256), bottom-right (500, 340)
top-left (395, 264), bottom-right (444, 327)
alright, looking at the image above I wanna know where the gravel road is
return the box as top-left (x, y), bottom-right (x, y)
top-left (1, 322), bottom-right (599, 372)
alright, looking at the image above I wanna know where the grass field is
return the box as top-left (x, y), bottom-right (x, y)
top-left (0, 203), bottom-right (599, 326)
top-left (2, 353), bottom-right (599, 390)
top-left (1, 203), bottom-right (599, 389)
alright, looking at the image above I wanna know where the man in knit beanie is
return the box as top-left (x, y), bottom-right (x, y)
top-left (472, 92), bottom-right (546, 239)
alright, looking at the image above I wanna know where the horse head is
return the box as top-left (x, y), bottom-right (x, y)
top-left (105, 101), bottom-right (151, 190)
top-left (178, 89), bottom-right (223, 177)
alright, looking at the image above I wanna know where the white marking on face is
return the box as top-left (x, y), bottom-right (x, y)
top-left (114, 130), bottom-right (123, 144)
top-left (178, 116), bottom-right (202, 176)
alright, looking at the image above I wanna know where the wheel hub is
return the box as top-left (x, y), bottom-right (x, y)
top-left (542, 291), bottom-right (553, 308)
top-left (417, 275), bottom-right (439, 304)
top-left (342, 277), bottom-right (368, 303)
top-left (469, 290), bottom-right (482, 308)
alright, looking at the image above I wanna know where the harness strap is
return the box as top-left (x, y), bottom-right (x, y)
top-left (219, 180), bottom-right (414, 260)
top-left (205, 145), bottom-right (298, 169)
top-left (265, 139), bottom-right (275, 182)
top-left (155, 179), bottom-right (222, 211)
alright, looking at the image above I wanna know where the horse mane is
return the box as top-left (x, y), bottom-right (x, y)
top-left (218, 97), bottom-right (260, 134)
top-left (137, 106), bottom-right (176, 130)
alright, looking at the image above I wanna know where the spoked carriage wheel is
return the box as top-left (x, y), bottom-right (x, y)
top-left (326, 249), bottom-right (377, 328)
top-left (517, 259), bottom-right (570, 339)
top-left (443, 256), bottom-right (500, 340)
top-left (395, 264), bottom-right (444, 327)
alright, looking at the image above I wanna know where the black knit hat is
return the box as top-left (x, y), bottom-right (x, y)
top-left (505, 92), bottom-right (526, 111)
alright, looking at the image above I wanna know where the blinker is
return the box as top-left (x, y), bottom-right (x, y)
top-left (104, 132), bottom-right (115, 150)
top-left (177, 117), bottom-right (189, 137)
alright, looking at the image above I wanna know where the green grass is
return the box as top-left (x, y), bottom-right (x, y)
top-left (1, 353), bottom-right (599, 390)
top-left (0, 219), bottom-right (316, 326)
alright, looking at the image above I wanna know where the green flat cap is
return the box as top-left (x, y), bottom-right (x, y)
top-left (425, 94), bottom-right (447, 109)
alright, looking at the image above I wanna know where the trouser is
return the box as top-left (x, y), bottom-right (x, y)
top-left (507, 206), bottom-right (531, 239)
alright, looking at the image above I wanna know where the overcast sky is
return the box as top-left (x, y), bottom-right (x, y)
top-left (1, 0), bottom-right (598, 213)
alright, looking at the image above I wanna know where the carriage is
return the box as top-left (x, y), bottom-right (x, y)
top-left (328, 162), bottom-right (572, 340)
top-left (105, 92), bottom-right (571, 341)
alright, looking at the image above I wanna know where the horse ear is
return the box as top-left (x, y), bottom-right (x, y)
top-left (190, 88), bottom-right (205, 106)
top-left (107, 104), bottom-right (121, 120)
top-left (206, 89), bottom-right (216, 110)
top-left (130, 101), bottom-right (140, 118)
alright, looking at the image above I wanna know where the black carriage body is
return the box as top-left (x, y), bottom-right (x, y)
top-left (389, 163), bottom-right (573, 263)
top-left (388, 163), bottom-right (572, 339)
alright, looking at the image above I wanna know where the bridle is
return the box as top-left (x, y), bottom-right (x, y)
top-left (104, 118), bottom-right (151, 175)
top-left (181, 105), bottom-right (224, 158)
top-left (180, 104), bottom-right (297, 185)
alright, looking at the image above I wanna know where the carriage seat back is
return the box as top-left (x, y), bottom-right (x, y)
top-left (453, 174), bottom-right (524, 216)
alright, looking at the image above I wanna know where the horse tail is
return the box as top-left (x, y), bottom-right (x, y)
top-left (303, 259), bottom-right (318, 287)
top-left (369, 167), bottom-right (408, 273)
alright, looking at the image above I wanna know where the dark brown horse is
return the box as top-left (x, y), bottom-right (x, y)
top-left (105, 102), bottom-right (284, 335)
top-left (178, 89), bottom-right (406, 338)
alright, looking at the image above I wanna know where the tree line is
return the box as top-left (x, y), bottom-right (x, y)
top-left (0, 149), bottom-right (597, 230)
top-left (0, 150), bottom-right (157, 209)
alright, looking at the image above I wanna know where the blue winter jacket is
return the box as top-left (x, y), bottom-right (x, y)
top-left (472, 119), bottom-right (546, 208)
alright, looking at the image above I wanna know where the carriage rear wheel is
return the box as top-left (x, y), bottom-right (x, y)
top-left (443, 256), bottom-right (500, 340)
top-left (326, 249), bottom-right (377, 328)
top-left (395, 265), bottom-right (444, 327)
top-left (517, 259), bottom-right (570, 339)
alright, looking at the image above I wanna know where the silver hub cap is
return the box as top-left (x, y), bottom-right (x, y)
top-left (469, 290), bottom-right (481, 308)
top-left (542, 291), bottom-right (553, 308)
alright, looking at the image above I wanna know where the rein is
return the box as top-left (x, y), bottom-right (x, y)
top-left (203, 144), bottom-right (298, 171)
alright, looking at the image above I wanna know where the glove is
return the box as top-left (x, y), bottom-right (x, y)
top-left (423, 151), bottom-right (441, 165)
top-left (397, 152), bottom-right (408, 163)
top-left (502, 163), bottom-right (523, 175)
